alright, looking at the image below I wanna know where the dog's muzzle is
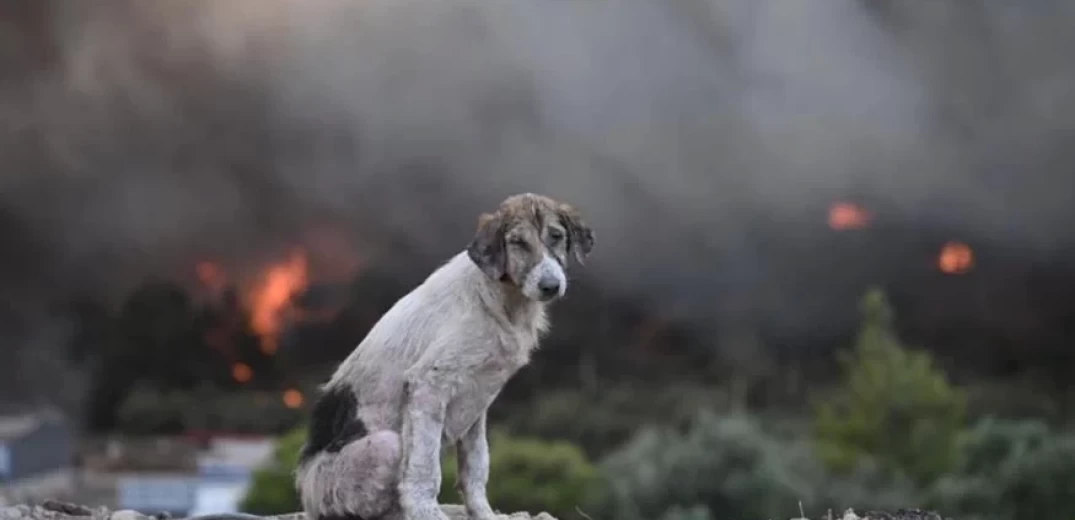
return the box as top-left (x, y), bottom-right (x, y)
top-left (525, 253), bottom-right (568, 302)
top-left (537, 275), bottom-right (562, 301)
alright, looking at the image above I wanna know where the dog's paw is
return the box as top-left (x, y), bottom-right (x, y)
top-left (462, 499), bottom-right (497, 520)
top-left (400, 502), bottom-right (450, 520)
top-left (466, 506), bottom-right (498, 520)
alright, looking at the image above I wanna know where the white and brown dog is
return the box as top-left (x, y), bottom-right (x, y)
top-left (295, 193), bottom-right (595, 520)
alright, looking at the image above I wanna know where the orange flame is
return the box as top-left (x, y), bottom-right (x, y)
top-left (828, 202), bottom-right (871, 230)
top-left (282, 389), bottom-right (304, 409)
top-left (232, 362), bottom-right (253, 383)
top-left (938, 241), bottom-right (974, 275)
top-left (248, 249), bottom-right (309, 355)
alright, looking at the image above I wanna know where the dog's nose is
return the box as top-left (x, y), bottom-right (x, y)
top-left (538, 278), bottom-right (561, 299)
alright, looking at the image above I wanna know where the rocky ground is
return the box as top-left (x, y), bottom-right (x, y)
top-left (0, 501), bottom-right (553, 520)
top-left (0, 501), bottom-right (951, 520)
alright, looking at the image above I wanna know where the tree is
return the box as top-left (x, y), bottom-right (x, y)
top-left (813, 287), bottom-right (967, 486)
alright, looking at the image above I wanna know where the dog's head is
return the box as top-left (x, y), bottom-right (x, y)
top-left (467, 193), bottom-right (594, 302)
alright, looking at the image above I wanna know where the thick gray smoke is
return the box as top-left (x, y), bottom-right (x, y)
top-left (2, 0), bottom-right (1074, 410)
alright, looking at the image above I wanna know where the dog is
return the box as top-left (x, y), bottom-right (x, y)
top-left (295, 193), bottom-right (595, 520)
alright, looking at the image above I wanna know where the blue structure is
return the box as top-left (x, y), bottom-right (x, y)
top-left (0, 408), bottom-right (76, 502)
top-left (116, 474), bottom-right (200, 516)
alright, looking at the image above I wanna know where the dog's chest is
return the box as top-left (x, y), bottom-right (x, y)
top-left (442, 358), bottom-right (522, 441)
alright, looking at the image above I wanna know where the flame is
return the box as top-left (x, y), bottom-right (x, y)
top-left (828, 202), bottom-right (871, 230)
top-left (938, 241), bottom-right (974, 275)
top-left (232, 362), bottom-right (253, 383)
top-left (248, 248), bottom-right (309, 355)
top-left (195, 238), bottom-right (355, 357)
top-left (282, 389), bottom-right (304, 409)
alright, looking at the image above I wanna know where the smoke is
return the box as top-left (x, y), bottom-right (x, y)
top-left (2, 0), bottom-right (1075, 408)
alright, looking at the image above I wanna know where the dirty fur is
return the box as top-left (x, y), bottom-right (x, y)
top-left (295, 193), bottom-right (594, 520)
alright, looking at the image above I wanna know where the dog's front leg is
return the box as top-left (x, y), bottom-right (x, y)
top-left (398, 376), bottom-right (450, 520)
top-left (456, 412), bottom-right (496, 520)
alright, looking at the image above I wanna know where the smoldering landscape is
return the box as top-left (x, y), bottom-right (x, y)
top-left (2, 1), bottom-right (1075, 518)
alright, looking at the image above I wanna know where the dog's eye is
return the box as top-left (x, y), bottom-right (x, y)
top-left (509, 236), bottom-right (529, 249)
top-left (547, 228), bottom-right (564, 243)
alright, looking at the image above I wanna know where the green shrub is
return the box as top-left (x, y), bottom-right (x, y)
top-left (240, 425), bottom-right (305, 514)
top-left (930, 417), bottom-right (1075, 520)
top-left (658, 504), bottom-right (714, 520)
top-left (814, 457), bottom-right (922, 514)
top-left (594, 411), bottom-right (824, 520)
top-left (439, 430), bottom-right (600, 519)
top-left (500, 381), bottom-right (730, 459)
top-left (592, 409), bottom-right (924, 520)
top-left (813, 287), bottom-right (967, 486)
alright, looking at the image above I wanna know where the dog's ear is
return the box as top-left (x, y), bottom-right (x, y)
top-left (467, 212), bottom-right (507, 280)
top-left (557, 203), bottom-right (594, 264)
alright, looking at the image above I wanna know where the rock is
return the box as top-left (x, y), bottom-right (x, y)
top-left (109, 511), bottom-right (146, 520)
top-left (0, 505), bottom-right (32, 520)
top-left (433, 505), bottom-right (557, 520)
top-left (39, 503), bottom-right (93, 517)
top-left (0, 502), bottom-right (559, 520)
top-left (858, 509), bottom-right (949, 520)
top-left (838, 509), bottom-right (951, 520)
top-left (0, 501), bottom-right (948, 520)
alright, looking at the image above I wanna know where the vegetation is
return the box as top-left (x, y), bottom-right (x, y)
top-left (813, 287), bottom-right (968, 486)
top-left (593, 411), bottom-right (822, 520)
top-left (239, 425), bottom-right (305, 515)
top-left (439, 430), bottom-right (600, 519)
top-left (116, 383), bottom-right (306, 435)
top-left (929, 417), bottom-right (1075, 520)
top-left (498, 381), bottom-right (728, 459)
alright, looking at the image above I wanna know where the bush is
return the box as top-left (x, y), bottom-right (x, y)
top-left (813, 287), bottom-right (967, 486)
top-left (930, 416), bottom-right (1075, 520)
top-left (439, 430), bottom-right (600, 519)
top-left (500, 381), bottom-right (730, 459)
top-left (240, 425), bottom-right (305, 514)
top-left (594, 411), bottom-right (823, 520)
top-left (592, 410), bottom-right (923, 520)
top-left (658, 505), bottom-right (714, 520)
